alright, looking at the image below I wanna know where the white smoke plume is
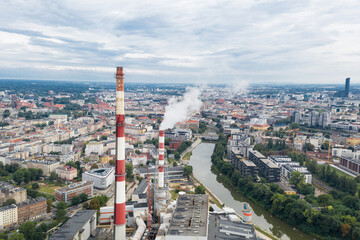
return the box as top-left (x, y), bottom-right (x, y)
top-left (160, 87), bottom-right (203, 130)
top-left (228, 80), bottom-right (249, 98)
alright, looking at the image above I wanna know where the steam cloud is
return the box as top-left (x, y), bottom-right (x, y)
top-left (160, 87), bottom-right (203, 130)
top-left (228, 80), bottom-right (249, 98)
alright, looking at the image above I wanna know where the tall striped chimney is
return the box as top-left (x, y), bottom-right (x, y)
top-left (158, 130), bottom-right (165, 188)
top-left (114, 67), bottom-right (126, 240)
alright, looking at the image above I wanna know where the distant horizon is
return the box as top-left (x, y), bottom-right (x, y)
top-left (0, 77), bottom-right (357, 87)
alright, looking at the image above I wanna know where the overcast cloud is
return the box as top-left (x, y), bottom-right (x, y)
top-left (0, 0), bottom-right (359, 84)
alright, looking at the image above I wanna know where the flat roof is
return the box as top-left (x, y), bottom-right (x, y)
top-left (260, 159), bottom-right (280, 169)
top-left (168, 194), bottom-right (209, 237)
top-left (84, 168), bottom-right (114, 177)
top-left (49, 210), bottom-right (97, 240)
top-left (241, 160), bottom-right (256, 167)
top-left (208, 213), bottom-right (256, 240)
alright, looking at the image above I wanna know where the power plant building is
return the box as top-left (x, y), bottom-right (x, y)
top-left (49, 210), bottom-right (97, 240)
top-left (166, 194), bottom-right (209, 240)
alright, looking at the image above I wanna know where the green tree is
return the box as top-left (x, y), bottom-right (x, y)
top-left (3, 109), bottom-right (11, 119)
top-left (3, 198), bottom-right (16, 206)
top-left (83, 202), bottom-right (89, 209)
top-left (195, 185), bottom-right (206, 194)
top-left (109, 160), bottom-right (115, 166)
top-left (89, 198), bottom-right (100, 210)
top-left (174, 152), bottom-right (180, 160)
top-left (49, 171), bottom-right (58, 181)
top-left (32, 183), bottom-right (39, 189)
top-left (90, 163), bottom-right (98, 170)
top-left (79, 193), bottom-right (88, 202)
top-left (71, 196), bottom-right (81, 205)
top-left (55, 201), bottom-right (67, 221)
top-left (289, 171), bottom-right (305, 187)
top-left (13, 169), bottom-right (24, 185)
top-left (183, 165), bottom-right (193, 178)
top-left (317, 194), bottom-right (333, 206)
top-left (47, 199), bottom-right (53, 213)
top-left (9, 232), bottom-right (25, 240)
top-left (19, 221), bottom-right (36, 240)
top-left (125, 163), bottom-right (134, 181)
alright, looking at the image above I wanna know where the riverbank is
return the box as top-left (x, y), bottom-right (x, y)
top-left (191, 173), bottom-right (278, 240)
top-left (189, 142), bottom-right (315, 240)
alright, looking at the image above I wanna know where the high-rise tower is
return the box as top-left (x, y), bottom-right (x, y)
top-left (345, 77), bottom-right (350, 97)
top-left (114, 67), bottom-right (126, 240)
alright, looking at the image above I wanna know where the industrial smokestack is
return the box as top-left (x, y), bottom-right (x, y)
top-left (158, 130), bottom-right (165, 188)
top-left (114, 67), bottom-right (126, 240)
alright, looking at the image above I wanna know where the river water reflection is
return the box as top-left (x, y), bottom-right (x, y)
top-left (188, 143), bottom-right (316, 240)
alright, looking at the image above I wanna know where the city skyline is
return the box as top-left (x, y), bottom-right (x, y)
top-left (0, 0), bottom-right (359, 84)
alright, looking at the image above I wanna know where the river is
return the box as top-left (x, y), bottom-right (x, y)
top-left (188, 143), bottom-right (315, 240)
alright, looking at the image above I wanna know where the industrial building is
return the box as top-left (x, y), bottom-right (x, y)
top-left (55, 181), bottom-right (93, 203)
top-left (165, 129), bottom-right (192, 141)
top-left (166, 194), bottom-right (209, 240)
top-left (208, 211), bottom-right (256, 240)
top-left (82, 167), bottom-right (114, 189)
top-left (49, 210), bottom-right (97, 240)
top-left (136, 166), bottom-right (184, 179)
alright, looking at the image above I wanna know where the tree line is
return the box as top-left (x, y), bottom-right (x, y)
top-left (211, 133), bottom-right (360, 239)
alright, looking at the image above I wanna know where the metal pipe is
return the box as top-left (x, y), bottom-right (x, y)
top-left (131, 216), bottom-right (146, 240)
top-left (114, 67), bottom-right (126, 240)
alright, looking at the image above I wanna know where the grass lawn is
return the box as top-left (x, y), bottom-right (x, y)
top-left (329, 165), bottom-right (355, 179)
top-left (170, 190), bottom-right (178, 200)
top-left (183, 152), bottom-right (192, 161)
top-left (38, 186), bottom-right (61, 195)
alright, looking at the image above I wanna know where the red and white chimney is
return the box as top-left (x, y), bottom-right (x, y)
top-left (158, 130), bottom-right (165, 188)
top-left (114, 67), bottom-right (126, 240)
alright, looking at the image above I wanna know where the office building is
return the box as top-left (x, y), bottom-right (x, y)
top-left (334, 77), bottom-right (351, 97)
top-left (49, 210), bottom-right (97, 240)
top-left (82, 168), bottom-right (114, 189)
top-left (55, 181), bottom-right (93, 203)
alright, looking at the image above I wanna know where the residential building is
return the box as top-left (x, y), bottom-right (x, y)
top-left (238, 160), bottom-right (258, 180)
top-left (85, 142), bottom-right (104, 156)
top-left (56, 166), bottom-right (77, 180)
top-left (27, 160), bottom-right (60, 176)
top-left (82, 168), bottom-right (114, 189)
top-left (319, 112), bottom-right (330, 127)
top-left (310, 111), bottom-right (319, 127)
top-left (55, 181), bottom-right (93, 203)
top-left (339, 157), bottom-right (360, 175)
top-left (281, 165), bottom-right (312, 184)
top-left (49, 210), bottom-right (97, 240)
top-left (0, 204), bottom-right (17, 230)
top-left (17, 197), bottom-right (47, 224)
top-left (290, 111), bottom-right (300, 124)
top-left (0, 182), bottom-right (27, 205)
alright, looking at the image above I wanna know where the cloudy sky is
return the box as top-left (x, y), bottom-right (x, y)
top-left (0, 0), bottom-right (359, 84)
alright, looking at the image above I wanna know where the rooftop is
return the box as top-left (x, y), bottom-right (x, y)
top-left (49, 210), bottom-right (96, 240)
top-left (168, 194), bottom-right (209, 237)
top-left (83, 167), bottom-right (114, 177)
top-left (208, 212), bottom-right (256, 240)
